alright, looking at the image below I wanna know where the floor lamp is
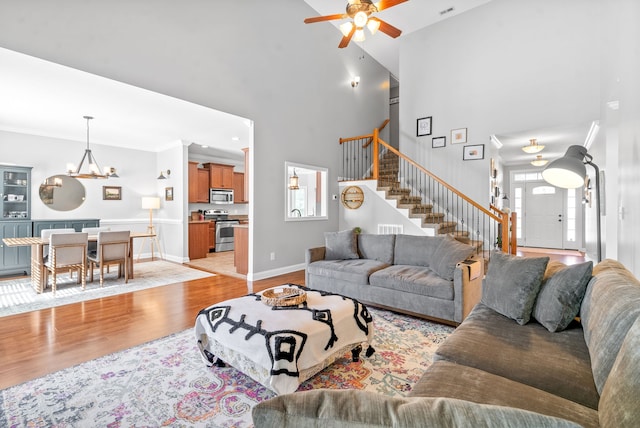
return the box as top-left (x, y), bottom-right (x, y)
top-left (139, 196), bottom-right (163, 261)
top-left (541, 145), bottom-right (602, 262)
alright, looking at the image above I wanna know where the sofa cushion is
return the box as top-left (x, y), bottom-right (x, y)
top-left (598, 316), bottom-right (640, 428)
top-left (393, 234), bottom-right (444, 268)
top-left (434, 303), bottom-right (599, 409)
top-left (409, 361), bottom-right (598, 428)
top-left (357, 233), bottom-right (395, 264)
top-left (481, 251), bottom-right (549, 325)
top-left (307, 259), bottom-right (388, 284)
top-left (252, 389), bottom-right (584, 428)
top-left (533, 261), bottom-right (593, 332)
top-left (369, 265), bottom-right (454, 300)
top-left (429, 234), bottom-right (475, 281)
top-left (324, 230), bottom-right (358, 260)
top-left (579, 261), bottom-right (640, 395)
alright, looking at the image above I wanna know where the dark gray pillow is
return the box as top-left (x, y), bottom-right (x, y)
top-left (430, 234), bottom-right (476, 281)
top-left (324, 230), bottom-right (358, 260)
top-left (481, 251), bottom-right (549, 325)
top-left (533, 261), bottom-right (593, 332)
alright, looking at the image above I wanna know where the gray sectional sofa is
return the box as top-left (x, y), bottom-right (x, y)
top-left (305, 231), bottom-right (480, 324)
top-left (253, 255), bottom-right (640, 427)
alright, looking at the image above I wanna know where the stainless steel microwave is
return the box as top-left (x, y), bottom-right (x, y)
top-left (210, 188), bottom-right (234, 204)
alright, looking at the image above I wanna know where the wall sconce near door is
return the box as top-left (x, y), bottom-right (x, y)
top-left (157, 170), bottom-right (171, 180)
top-left (288, 169), bottom-right (299, 190)
top-left (542, 145), bottom-right (602, 261)
top-left (351, 76), bottom-right (360, 88)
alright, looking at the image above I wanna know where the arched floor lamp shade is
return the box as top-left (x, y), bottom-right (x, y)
top-left (542, 145), bottom-right (601, 262)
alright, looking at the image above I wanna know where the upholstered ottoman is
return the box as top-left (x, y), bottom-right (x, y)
top-left (195, 285), bottom-right (374, 395)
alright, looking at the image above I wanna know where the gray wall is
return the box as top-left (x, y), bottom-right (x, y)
top-left (0, 0), bottom-right (390, 279)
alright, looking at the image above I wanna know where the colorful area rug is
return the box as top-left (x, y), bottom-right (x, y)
top-left (0, 307), bottom-right (453, 427)
top-left (0, 260), bottom-right (214, 317)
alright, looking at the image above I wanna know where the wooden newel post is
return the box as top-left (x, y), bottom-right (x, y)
top-left (510, 211), bottom-right (517, 254)
top-left (501, 212), bottom-right (509, 253)
top-left (372, 127), bottom-right (379, 180)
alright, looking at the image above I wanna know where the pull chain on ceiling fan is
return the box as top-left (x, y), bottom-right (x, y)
top-left (304, 0), bottom-right (408, 49)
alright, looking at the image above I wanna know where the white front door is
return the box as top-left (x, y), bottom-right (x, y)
top-left (523, 182), bottom-right (564, 248)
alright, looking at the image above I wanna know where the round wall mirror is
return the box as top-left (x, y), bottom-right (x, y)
top-left (39, 175), bottom-right (86, 211)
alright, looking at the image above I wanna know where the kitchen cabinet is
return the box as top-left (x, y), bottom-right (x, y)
top-left (233, 172), bottom-right (246, 203)
top-left (197, 169), bottom-right (210, 203)
top-left (188, 161), bottom-right (198, 203)
top-left (189, 222), bottom-right (209, 260)
top-left (206, 163), bottom-right (234, 189)
top-left (188, 161), bottom-right (211, 203)
top-left (234, 225), bottom-right (248, 275)
top-left (208, 221), bottom-right (215, 251)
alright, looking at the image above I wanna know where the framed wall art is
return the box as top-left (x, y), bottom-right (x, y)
top-left (463, 144), bottom-right (485, 161)
top-left (103, 186), bottom-right (122, 200)
top-left (417, 116), bottom-right (432, 136)
top-left (451, 128), bottom-right (467, 144)
top-left (165, 187), bottom-right (174, 201)
top-left (432, 136), bottom-right (446, 148)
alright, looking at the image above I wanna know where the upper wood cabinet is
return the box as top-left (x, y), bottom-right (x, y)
top-left (233, 172), bottom-right (245, 203)
top-left (188, 161), bottom-right (211, 203)
top-left (205, 163), bottom-right (234, 189)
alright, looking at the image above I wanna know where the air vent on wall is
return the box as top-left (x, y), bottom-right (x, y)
top-left (440, 7), bottom-right (455, 15)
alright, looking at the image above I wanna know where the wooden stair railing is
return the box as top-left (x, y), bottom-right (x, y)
top-left (339, 124), bottom-right (516, 258)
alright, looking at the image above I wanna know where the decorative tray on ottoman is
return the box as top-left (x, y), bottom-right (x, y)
top-left (261, 286), bottom-right (307, 307)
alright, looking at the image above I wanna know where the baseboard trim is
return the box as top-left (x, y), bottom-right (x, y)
top-left (248, 263), bottom-right (305, 282)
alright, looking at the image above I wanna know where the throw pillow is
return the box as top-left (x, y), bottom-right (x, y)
top-left (481, 251), bottom-right (549, 325)
top-left (324, 229), bottom-right (358, 260)
top-left (430, 234), bottom-right (476, 281)
top-left (533, 261), bottom-right (593, 332)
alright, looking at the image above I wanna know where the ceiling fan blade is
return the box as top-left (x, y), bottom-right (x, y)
top-left (338, 26), bottom-right (356, 49)
top-left (374, 0), bottom-right (408, 12)
top-left (304, 13), bottom-right (347, 24)
top-left (370, 17), bottom-right (402, 38)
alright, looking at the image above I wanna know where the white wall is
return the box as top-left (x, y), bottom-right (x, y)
top-left (0, 0), bottom-right (389, 279)
top-left (399, 0), bottom-right (601, 208)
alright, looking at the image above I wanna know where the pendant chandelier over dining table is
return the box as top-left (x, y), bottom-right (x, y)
top-left (66, 116), bottom-right (118, 179)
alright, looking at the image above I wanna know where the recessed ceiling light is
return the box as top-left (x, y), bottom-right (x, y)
top-left (232, 136), bottom-right (239, 141)
top-left (201, 144), bottom-right (209, 148)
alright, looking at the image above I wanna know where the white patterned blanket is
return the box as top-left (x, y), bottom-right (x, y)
top-left (195, 285), bottom-right (374, 394)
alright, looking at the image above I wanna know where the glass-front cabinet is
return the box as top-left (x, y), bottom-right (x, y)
top-left (0, 165), bottom-right (33, 276)
top-left (1, 166), bottom-right (32, 220)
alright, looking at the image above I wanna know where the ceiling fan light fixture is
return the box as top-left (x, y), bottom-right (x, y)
top-left (367, 18), bottom-right (380, 35)
top-left (340, 21), bottom-right (354, 37)
top-left (522, 138), bottom-right (545, 154)
top-left (354, 28), bottom-right (366, 42)
top-left (353, 11), bottom-right (368, 28)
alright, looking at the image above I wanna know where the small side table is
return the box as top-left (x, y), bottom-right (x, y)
top-left (458, 258), bottom-right (484, 320)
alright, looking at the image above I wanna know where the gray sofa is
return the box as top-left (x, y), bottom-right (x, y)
top-left (253, 256), bottom-right (640, 427)
top-left (305, 231), bottom-right (480, 324)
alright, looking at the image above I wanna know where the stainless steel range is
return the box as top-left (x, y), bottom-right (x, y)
top-left (204, 209), bottom-right (239, 252)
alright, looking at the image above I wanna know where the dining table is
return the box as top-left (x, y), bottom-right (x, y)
top-left (2, 231), bottom-right (156, 293)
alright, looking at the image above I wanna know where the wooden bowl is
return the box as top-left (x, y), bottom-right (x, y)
top-left (262, 287), bottom-right (307, 307)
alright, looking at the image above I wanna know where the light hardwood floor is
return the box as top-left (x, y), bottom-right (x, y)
top-left (0, 265), bottom-right (304, 390)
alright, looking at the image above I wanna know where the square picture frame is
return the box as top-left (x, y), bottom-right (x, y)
top-left (432, 136), bottom-right (446, 148)
top-left (165, 186), bottom-right (174, 201)
top-left (103, 186), bottom-right (122, 200)
top-left (417, 116), bottom-right (432, 136)
top-left (463, 144), bottom-right (485, 161)
top-left (451, 127), bottom-right (468, 144)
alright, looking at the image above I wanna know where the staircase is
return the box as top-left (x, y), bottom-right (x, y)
top-left (339, 126), bottom-right (516, 259)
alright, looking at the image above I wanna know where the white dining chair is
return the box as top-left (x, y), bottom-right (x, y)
top-left (87, 230), bottom-right (130, 288)
top-left (44, 232), bottom-right (88, 294)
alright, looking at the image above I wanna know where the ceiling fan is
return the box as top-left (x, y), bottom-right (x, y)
top-left (304, 0), bottom-right (407, 48)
